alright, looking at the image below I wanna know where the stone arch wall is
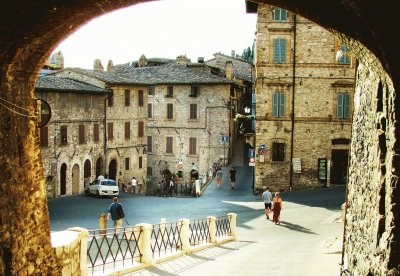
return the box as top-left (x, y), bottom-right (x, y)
top-left (0, 0), bottom-right (399, 274)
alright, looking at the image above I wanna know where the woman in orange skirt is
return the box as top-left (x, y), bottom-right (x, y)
top-left (272, 192), bottom-right (282, 224)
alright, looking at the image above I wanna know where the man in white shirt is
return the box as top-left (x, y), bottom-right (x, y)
top-left (131, 177), bottom-right (137, 194)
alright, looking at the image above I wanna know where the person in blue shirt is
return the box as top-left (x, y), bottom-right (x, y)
top-left (262, 186), bottom-right (273, 220)
top-left (107, 197), bottom-right (124, 234)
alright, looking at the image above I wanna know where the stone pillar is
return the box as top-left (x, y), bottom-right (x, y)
top-left (207, 216), bottom-right (217, 243)
top-left (68, 227), bottom-right (89, 276)
top-left (136, 223), bottom-right (153, 265)
top-left (228, 213), bottom-right (237, 240)
top-left (179, 219), bottom-right (190, 252)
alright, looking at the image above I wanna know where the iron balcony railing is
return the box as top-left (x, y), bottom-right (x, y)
top-left (87, 226), bottom-right (142, 274)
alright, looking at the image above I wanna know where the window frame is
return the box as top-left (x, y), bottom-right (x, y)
top-left (273, 38), bottom-right (287, 64)
top-left (166, 137), bottom-right (173, 154)
top-left (138, 121), bottom-right (144, 137)
top-left (147, 103), bottom-right (153, 119)
top-left (125, 121), bottom-right (131, 140)
top-left (93, 123), bottom-right (99, 143)
top-left (147, 136), bottom-right (153, 153)
top-left (272, 92), bottom-right (285, 117)
top-left (272, 8), bottom-right (288, 21)
top-left (189, 103), bottom-right (198, 120)
top-left (107, 122), bottom-right (113, 141)
top-left (60, 125), bottom-right (68, 146)
top-left (338, 45), bottom-right (351, 65)
top-left (125, 158), bottom-right (130, 170)
top-left (138, 90), bottom-right (144, 107)
top-left (125, 89), bottom-right (131, 107)
top-left (189, 137), bottom-right (197, 155)
top-left (272, 142), bottom-right (285, 161)
top-left (337, 93), bottom-right (351, 119)
top-left (167, 103), bottom-right (174, 119)
top-left (148, 86), bottom-right (155, 96)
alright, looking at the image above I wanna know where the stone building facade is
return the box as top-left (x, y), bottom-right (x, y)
top-left (38, 56), bottom-right (239, 196)
top-left (35, 75), bottom-right (111, 197)
top-left (250, 4), bottom-right (356, 192)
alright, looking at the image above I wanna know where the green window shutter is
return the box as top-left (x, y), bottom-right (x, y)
top-left (343, 94), bottom-right (350, 118)
top-left (337, 94), bottom-right (344, 118)
top-left (273, 93), bottom-right (279, 116)
top-left (274, 39), bottom-right (280, 64)
top-left (280, 39), bottom-right (286, 63)
top-left (279, 93), bottom-right (285, 116)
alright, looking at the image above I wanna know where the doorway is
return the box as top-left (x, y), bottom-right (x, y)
top-left (96, 157), bottom-right (103, 178)
top-left (109, 159), bottom-right (117, 180)
top-left (84, 159), bottom-right (91, 188)
top-left (331, 149), bottom-right (349, 185)
top-left (72, 164), bottom-right (80, 195)
top-left (60, 163), bottom-right (67, 195)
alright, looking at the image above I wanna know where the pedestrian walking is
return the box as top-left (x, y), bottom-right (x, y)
top-left (117, 178), bottom-right (124, 192)
top-left (272, 192), bottom-right (283, 224)
top-left (262, 186), bottom-right (273, 220)
top-left (131, 177), bottom-right (137, 194)
top-left (216, 168), bottom-right (223, 189)
top-left (106, 197), bottom-right (125, 235)
top-left (169, 178), bottom-right (175, 196)
top-left (229, 167), bottom-right (237, 189)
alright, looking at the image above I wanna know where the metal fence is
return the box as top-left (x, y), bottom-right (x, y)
top-left (189, 218), bottom-right (211, 246)
top-left (216, 215), bottom-right (232, 239)
top-left (87, 226), bottom-right (142, 274)
top-left (151, 221), bottom-right (182, 258)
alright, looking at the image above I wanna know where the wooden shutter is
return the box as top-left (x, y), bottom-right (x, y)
top-left (166, 137), bottom-right (173, 153)
top-left (125, 158), bottom-right (130, 170)
top-left (40, 126), bottom-right (48, 147)
top-left (189, 137), bottom-right (196, 155)
top-left (79, 124), bottom-right (85, 144)
top-left (343, 94), bottom-right (350, 118)
top-left (108, 122), bottom-right (113, 141)
top-left (94, 124), bottom-right (99, 143)
top-left (190, 104), bottom-right (197, 119)
top-left (279, 93), bottom-right (285, 116)
top-left (138, 121), bottom-right (144, 137)
top-left (125, 122), bottom-right (130, 139)
top-left (147, 136), bottom-right (153, 153)
top-left (147, 103), bottom-right (152, 118)
top-left (273, 93), bottom-right (279, 117)
top-left (125, 89), bottom-right (130, 106)
top-left (139, 156), bottom-right (143, 169)
top-left (167, 103), bottom-right (173, 119)
top-left (138, 90), bottom-right (144, 107)
top-left (337, 94), bottom-right (344, 118)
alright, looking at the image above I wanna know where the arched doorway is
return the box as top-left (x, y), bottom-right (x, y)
top-left (108, 159), bottom-right (117, 180)
top-left (71, 164), bottom-right (80, 195)
top-left (84, 159), bottom-right (91, 188)
top-left (60, 163), bottom-right (67, 195)
top-left (96, 157), bottom-right (103, 178)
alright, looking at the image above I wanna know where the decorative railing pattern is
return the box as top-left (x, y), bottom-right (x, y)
top-left (189, 218), bottom-right (211, 246)
top-left (87, 227), bottom-right (142, 274)
top-left (151, 221), bottom-right (182, 258)
top-left (216, 215), bottom-right (232, 239)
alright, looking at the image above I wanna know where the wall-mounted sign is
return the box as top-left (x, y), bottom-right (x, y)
top-left (292, 158), bottom-right (302, 173)
top-left (36, 99), bottom-right (51, 128)
top-left (318, 158), bottom-right (327, 182)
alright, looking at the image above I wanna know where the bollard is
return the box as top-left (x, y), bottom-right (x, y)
top-left (99, 212), bottom-right (107, 236)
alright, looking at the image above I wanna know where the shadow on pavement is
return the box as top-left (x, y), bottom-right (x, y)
top-left (275, 221), bottom-right (318, 235)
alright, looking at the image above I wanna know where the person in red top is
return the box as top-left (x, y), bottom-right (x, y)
top-left (272, 192), bottom-right (283, 224)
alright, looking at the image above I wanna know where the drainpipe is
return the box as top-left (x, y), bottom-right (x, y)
top-left (104, 92), bottom-right (113, 177)
top-left (289, 15), bottom-right (297, 192)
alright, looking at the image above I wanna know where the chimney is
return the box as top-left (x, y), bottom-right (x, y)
top-left (176, 55), bottom-right (190, 65)
top-left (225, 61), bottom-right (233, 80)
top-left (138, 54), bottom-right (148, 67)
top-left (197, 57), bottom-right (204, 63)
top-left (93, 59), bottom-right (104, 71)
top-left (231, 50), bottom-right (236, 58)
top-left (107, 60), bottom-right (115, 72)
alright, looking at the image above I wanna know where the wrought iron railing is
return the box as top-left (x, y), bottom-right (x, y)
top-left (189, 218), bottom-right (211, 246)
top-left (216, 215), bottom-right (231, 239)
top-left (151, 221), bottom-right (182, 258)
top-left (87, 226), bottom-right (142, 274)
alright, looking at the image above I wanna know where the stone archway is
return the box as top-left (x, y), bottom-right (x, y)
top-left (96, 157), bottom-right (104, 178)
top-left (108, 159), bottom-right (117, 181)
top-left (71, 164), bottom-right (80, 195)
top-left (84, 159), bottom-right (91, 189)
top-left (0, 0), bottom-right (399, 275)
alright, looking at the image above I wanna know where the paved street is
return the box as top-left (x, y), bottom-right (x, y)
top-left (48, 166), bottom-right (346, 275)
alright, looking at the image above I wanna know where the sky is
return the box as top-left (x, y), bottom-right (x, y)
top-left (53, 0), bottom-right (257, 69)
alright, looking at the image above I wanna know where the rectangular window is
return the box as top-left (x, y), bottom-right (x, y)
top-left (139, 156), bottom-right (143, 169)
top-left (125, 89), bottom-right (130, 106)
top-left (147, 103), bottom-right (153, 118)
top-left (125, 158), bottom-right (130, 170)
top-left (272, 92), bottom-right (285, 117)
top-left (138, 90), bottom-right (144, 107)
top-left (337, 93), bottom-right (350, 119)
top-left (273, 38), bottom-right (287, 64)
top-left (147, 167), bottom-right (153, 176)
top-left (125, 122), bottom-right (130, 139)
top-left (107, 122), bottom-right (113, 141)
top-left (147, 136), bottom-right (153, 153)
top-left (166, 137), bottom-right (173, 153)
top-left (190, 86), bottom-right (200, 97)
top-left (138, 121), bottom-right (144, 137)
top-left (167, 103), bottom-right (173, 119)
top-left (189, 103), bottom-right (198, 119)
top-left (79, 124), bottom-right (85, 144)
top-left (60, 125), bottom-right (68, 146)
top-left (189, 137), bottom-right (197, 155)
top-left (108, 95), bottom-right (114, 107)
top-left (148, 86), bottom-right (155, 96)
top-left (273, 8), bottom-right (288, 21)
top-left (94, 123), bottom-right (99, 143)
top-left (272, 142), bottom-right (285, 161)
top-left (166, 86), bottom-right (173, 97)
top-left (40, 126), bottom-right (48, 147)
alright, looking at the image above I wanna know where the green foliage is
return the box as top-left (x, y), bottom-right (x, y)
top-left (241, 41), bottom-right (255, 62)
